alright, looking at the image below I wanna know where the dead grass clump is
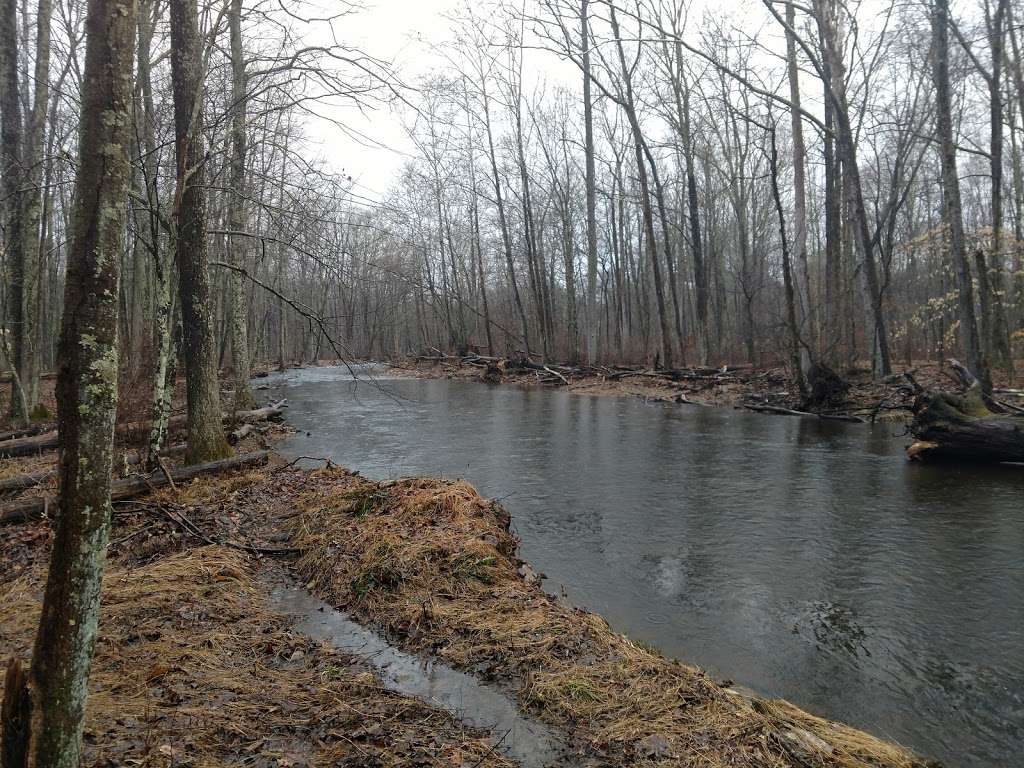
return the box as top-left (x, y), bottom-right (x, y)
top-left (291, 469), bottom-right (935, 768)
top-left (0, 545), bottom-right (512, 767)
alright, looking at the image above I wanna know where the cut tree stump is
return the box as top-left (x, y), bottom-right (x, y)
top-left (0, 450), bottom-right (270, 525)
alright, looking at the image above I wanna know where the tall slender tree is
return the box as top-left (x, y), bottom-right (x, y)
top-left (228, 0), bottom-right (255, 409)
top-left (931, 0), bottom-right (988, 387)
top-left (170, 0), bottom-right (232, 462)
top-left (1, 0), bottom-right (137, 762)
top-left (0, 0), bottom-right (27, 424)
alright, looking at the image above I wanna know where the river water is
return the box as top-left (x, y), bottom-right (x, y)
top-left (265, 365), bottom-right (1024, 767)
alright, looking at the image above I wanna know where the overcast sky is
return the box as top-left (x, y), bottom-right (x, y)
top-left (303, 0), bottom-right (467, 203)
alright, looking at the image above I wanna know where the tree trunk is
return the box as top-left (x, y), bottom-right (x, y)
top-left (768, 119), bottom-right (808, 397)
top-left (785, 1), bottom-right (814, 372)
top-left (812, 0), bottom-right (891, 377)
top-left (228, 0), bottom-right (255, 410)
top-left (909, 386), bottom-right (1024, 463)
top-left (673, 61), bottom-right (710, 366)
top-left (582, 0), bottom-right (598, 365)
top-left (12, 0), bottom-right (137, 763)
top-left (17, 0), bottom-right (51, 414)
top-left (986, 0), bottom-right (1013, 376)
top-left (170, 0), bottom-right (232, 464)
top-left (482, 86), bottom-right (529, 354)
top-left (0, 0), bottom-right (27, 425)
top-left (931, 0), bottom-right (989, 389)
top-left (609, 5), bottom-right (674, 369)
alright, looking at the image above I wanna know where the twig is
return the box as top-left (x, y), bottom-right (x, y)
top-left (470, 728), bottom-right (511, 768)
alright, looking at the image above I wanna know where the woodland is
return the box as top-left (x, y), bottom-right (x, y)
top-left (1, 0), bottom-right (1023, 764)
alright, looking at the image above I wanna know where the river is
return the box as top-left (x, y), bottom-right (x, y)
top-left (264, 365), bottom-right (1024, 767)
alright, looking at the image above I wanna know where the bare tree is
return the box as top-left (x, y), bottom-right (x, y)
top-left (1, 0), bottom-right (137, 761)
top-left (169, 0), bottom-right (232, 462)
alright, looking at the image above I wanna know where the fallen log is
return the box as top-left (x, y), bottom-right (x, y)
top-left (0, 430), bottom-right (59, 458)
top-left (0, 468), bottom-right (57, 492)
top-left (908, 362), bottom-right (1024, 463)
top-left (908, 389), bottom-right (1024, 463)
top-left (0, 444), bottom-right (190, 493)
top-left (0, 423), bottom-right (53, 442)
top-left (744, 403), bottom-right (865, 423)
top-left (228, 423), bottom-right (255, 445)
top-left (233, 400), bottom-right (286, 423)
top-left (0, 401), bottom-right (286, 458)
top-left (0, 450), bottom-right (270, 525)
top-left (0, 370), bottom-right (56, 384)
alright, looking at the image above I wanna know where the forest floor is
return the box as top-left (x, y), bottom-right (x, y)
top-left (391, 355), bottom-right (1024, 423)
top-left (1, 423), bottom-right (938, 767)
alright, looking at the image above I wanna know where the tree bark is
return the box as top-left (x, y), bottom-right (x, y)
top-left (582, 0), bottom-right (598, 365)
top-left (0, 0), bottom-right (27, 425)
top-left (784, 1), bottom-right (814, 372)
top-left (931, 0), bottom-right (989, 388)
top-left (14, 0), bottom-right (137, 762)
top-left (812, 0), bottom-right (892, 377)
top-left (609, 5), bottom-right (674, 368)
top-left (228, 0), bottom-right (255, 410)
top-left (170, 0), bottom-right (232, 464)
top-left (17, 0), bottom-right (52, 415)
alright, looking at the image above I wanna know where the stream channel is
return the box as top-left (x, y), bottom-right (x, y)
top-left (263, 365), bottom-right (1024, 767)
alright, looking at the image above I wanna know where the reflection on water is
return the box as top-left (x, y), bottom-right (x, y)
top-left (266, 366), bottom-right (1024, 767)
top-left (265, 576), bottom-right (569, 768)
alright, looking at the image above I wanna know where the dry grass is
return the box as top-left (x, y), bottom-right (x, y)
top-left (291, 469), bottom-right (937, 768)
top-left (0, 544), bottom-right (513, 767)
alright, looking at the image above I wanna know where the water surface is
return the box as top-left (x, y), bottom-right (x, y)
top-left (266, 365), bottom-right (1024, 767)
top-left (265, 575), bottom-right (569, 767)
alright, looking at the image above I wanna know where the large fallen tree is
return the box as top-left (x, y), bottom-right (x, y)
top-left (0, 450), bottom-right (269, 525)
top-left (907, 362), bottom-right (1024, 463)
top-left (0, 400), bottom-right (285, 458)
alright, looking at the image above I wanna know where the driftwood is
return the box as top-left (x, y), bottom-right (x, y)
top-left (907, 361), bottom-right (1024, 463)
top-left (228, 423), bottom-right (255, 445)
top-left (0, 450), bottom-right (270, 525)
top-left (0, 401), bottom-right (286, 459)
top-left (744, 403), bottom-right (865, 423)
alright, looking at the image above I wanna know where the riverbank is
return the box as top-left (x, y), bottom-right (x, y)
top-left (1, 456), bottom-right (937, 767)
top-left (391, 355), bottom-right (1023, 423)
top-left (1, 519), bottom-right (512, 766)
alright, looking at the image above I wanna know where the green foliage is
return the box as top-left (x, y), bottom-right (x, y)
top-left (449, 553), bottom-right (497, 584)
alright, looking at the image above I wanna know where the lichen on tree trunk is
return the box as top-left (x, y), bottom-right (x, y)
top-left (15, 0), bottom-right (138, 762)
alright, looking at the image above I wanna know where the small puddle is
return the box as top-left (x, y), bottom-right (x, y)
top-left (265, 579), bottom-right (571, 768)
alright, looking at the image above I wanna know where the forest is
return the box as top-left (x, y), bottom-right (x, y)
top-left (1, 0), bottom-right (1022, 765)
